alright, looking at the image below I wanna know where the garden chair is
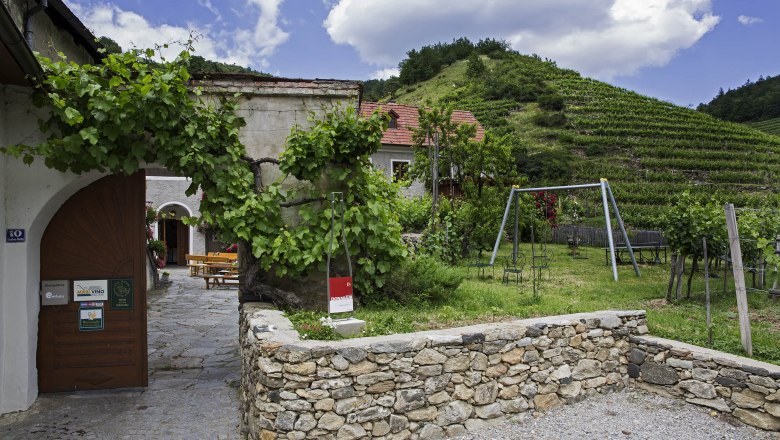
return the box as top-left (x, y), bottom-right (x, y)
top-left (531, 249), bottom-right (553, 280)
top-left (467, 248), bottom-right (494, 279)
top-left (502, 254), bottom-right (525, 285)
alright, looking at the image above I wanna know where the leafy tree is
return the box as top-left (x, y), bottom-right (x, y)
top-left (466, 52), bottom-right (486, 78)
top-left (2, 47), bottom-right (405, 307)
top-left (97, 36), bottom-right (122, 54)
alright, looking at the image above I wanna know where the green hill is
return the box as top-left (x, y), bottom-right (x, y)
top-left (384, 52), bottom-right (780, 229)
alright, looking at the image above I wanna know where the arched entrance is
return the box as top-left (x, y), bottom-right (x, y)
top-left (37, 172), bottom-right (147, 392)
top-left (155, 203), bottom-right (192, 266)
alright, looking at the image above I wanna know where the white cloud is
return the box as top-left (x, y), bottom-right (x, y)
top-left (737, 15), bottom-right (762, 26)
top-left (370, 67), bottom-right (399, 80)
top-left (66, 1), bottom-right (289, 70)
top-left (197, 0), bottom-right (222, 22)
top-left (324, 0), bottom-right (720, 79)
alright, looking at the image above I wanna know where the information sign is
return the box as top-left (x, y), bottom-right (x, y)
top-left (109, 279), bottom-right (134, 310)
top-left (328, 276), bottom-right (354, 314)
top-left (78, 307), bottom-right (104, 331)
top-left (41, 280), bottom-right (69, 306)
top-left (73, 280), bottom-right (108, 301)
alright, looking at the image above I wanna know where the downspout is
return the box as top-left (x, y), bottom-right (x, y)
top-left (24, 0), bottom-right (48, 48)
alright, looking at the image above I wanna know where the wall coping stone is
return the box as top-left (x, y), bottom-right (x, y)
top-left (632, 335), bottom-right (780, 374)
top-left (242, 305), bottom-right (646, 348)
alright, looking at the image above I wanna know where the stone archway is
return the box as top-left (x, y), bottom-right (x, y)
top-left (154, 202), bottom-right (195, 265)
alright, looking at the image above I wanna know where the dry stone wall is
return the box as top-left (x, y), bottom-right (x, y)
top-left (240, 306), bottom-right (647, 439)
top-left (629, 336), bottom-right (780, 431)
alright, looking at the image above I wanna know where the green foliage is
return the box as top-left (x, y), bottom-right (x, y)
top-left (390, 42), bottom-right (780, 229)
top-left (465, 52), bottom-right (487, 78)
top-left (362, 77), bottom-right (402, 101)
top-left (381, 256), bottom-right (465, 304)
top-left (661, 191), bottom-right (727, 256)
top-left (97, 36), bottom-right (122, 54)
top-left (537, 92), bottom-right (565, 111)
top-left (532, 112), bottom-right (567, 127)
top-left (147, 239), bottom-right (166, 255)
top-left (2, 47), bottom-right (406, 298)
top-left (285, 310), bottom-right (338, 340)
top-left (398, 37), bottom-right (510, 85)
top-left (397, 195), bottom-right (432, 231)
top-left (698, 75), bottom-right (780, 123)
top-left (188, 55), bottom-right (268, 75)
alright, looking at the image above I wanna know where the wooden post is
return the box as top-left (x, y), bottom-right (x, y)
top-left (724, 203), bottom-right (753, 357)
top-left (703, 238), bottom-right (712, 346)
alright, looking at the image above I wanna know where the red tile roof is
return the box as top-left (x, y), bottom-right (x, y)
top-left (360, 102), bottom-right (485, 146)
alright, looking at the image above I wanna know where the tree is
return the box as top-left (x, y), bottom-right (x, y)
top-left (466, 52), bottom-right (486, 78)
top-left (97, 36), bottom-right (122, 54)
top-left (2, 46), bottom-right (406, 307)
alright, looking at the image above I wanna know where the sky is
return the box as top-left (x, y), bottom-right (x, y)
top-left (63, 0), bottom-right (780, 108)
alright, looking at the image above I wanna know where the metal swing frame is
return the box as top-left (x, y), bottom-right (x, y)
top-left (489, 179), bottom-right (640, 281)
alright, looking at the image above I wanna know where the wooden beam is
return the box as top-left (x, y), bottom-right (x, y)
top-left (724, 203), bottom-right (753, 357)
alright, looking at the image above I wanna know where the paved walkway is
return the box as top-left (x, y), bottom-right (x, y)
top-left (0, 267), bottom-right (241, 439)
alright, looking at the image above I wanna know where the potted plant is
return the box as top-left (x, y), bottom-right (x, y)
top-left (161, 271), bottom-right (170, 282)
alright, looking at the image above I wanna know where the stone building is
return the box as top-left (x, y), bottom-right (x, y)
top-left (360, 102), bottom-right (485, 197)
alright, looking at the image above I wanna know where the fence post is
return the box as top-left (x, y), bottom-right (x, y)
top-left (724, 203), bottom-right (753, 357)
top-left (703, 237), bottom-right (712, 346)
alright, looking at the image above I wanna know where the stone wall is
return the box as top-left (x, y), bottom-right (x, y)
top-left (629, 335), bottom-right (780, 431)
top-left (240, 306), bottom-right (647, 439)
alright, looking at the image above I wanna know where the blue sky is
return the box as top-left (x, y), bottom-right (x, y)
top-left (64, 0), bottom-right (779, 107)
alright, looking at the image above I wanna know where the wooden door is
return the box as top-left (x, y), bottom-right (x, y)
top-left (176, 221), bottom-right (188, 264)
top-left (38, 173), bottom-right (147, 392)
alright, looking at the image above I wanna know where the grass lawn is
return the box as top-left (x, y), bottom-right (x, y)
top-left (288, 243), bottom-right (780, 365)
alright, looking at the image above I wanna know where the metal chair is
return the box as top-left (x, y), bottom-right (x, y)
top-left (502, 254), bottom-right (525, 285)
top-left (467, 248), bottom-right (494, 279)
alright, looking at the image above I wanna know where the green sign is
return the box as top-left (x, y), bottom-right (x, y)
top-left (110, 279), bottom-right (134, 310)
top-left (79, 307), bottom-right (104, 331)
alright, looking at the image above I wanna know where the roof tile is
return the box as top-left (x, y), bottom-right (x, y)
top-left (360, 102), bottom-right (485, 146)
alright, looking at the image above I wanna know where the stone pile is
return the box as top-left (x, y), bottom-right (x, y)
top-left (630, 336), bottom-right (780, 431)
top-left (240, 307), bottom-right (647, 439)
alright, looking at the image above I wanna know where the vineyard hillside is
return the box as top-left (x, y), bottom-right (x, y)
top-left (748, 117), bottom-right (780, 136)
top-left (387, 54), bottom-right (780, 228)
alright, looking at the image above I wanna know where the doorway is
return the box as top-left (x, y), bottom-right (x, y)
top-left (156, 205), bottom-right (190, 265)
top-left (37, 172), bottom-right (147, 392)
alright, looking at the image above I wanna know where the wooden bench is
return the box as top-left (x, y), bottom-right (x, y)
top-left (185, 254), bottom-right (208, 276)
top-left (198, 274), bottom-right (239, 289)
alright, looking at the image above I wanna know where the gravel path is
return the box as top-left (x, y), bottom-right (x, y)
top-left (464, 389), bottom-right (779, 440)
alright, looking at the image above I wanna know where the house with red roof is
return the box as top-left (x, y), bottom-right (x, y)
top-left (359, 102), bottom-right (485, 197)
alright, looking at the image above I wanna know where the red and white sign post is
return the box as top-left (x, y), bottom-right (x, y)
top-left (328, 276), bottom-right (354, 314)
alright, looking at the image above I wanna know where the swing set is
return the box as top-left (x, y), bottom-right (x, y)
top-left (490, 179), bottom-right (641, 281)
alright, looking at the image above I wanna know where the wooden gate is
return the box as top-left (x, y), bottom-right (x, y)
top-left (38, 173), bottom-right (147, 392)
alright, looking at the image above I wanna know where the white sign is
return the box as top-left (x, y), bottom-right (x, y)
top-left (41, 280), bottom-right (69, 306)
top-left (73, 280), bottom-right (109, 301)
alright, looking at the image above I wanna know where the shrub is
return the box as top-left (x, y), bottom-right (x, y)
top-left (382, 256), bottom-right (464, 304)
top-left (537, 92), bottom-right (565, 111)
top-left (532, 112), bottom-right (567, 127)
top-left (397, 195), bottom-right (432, 231)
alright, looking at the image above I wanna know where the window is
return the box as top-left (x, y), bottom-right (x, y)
top-left (391, 160), bottom-right (410, 182)
top-left (387, 110), bottom-right (399, 129)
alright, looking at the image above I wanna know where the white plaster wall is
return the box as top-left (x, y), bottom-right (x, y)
top-left (370, 145), bottom-right (426, 197)
top-left (0, 85), bottom-right (105, 414)
top-left (145, 177), bottom-right (205, 255)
